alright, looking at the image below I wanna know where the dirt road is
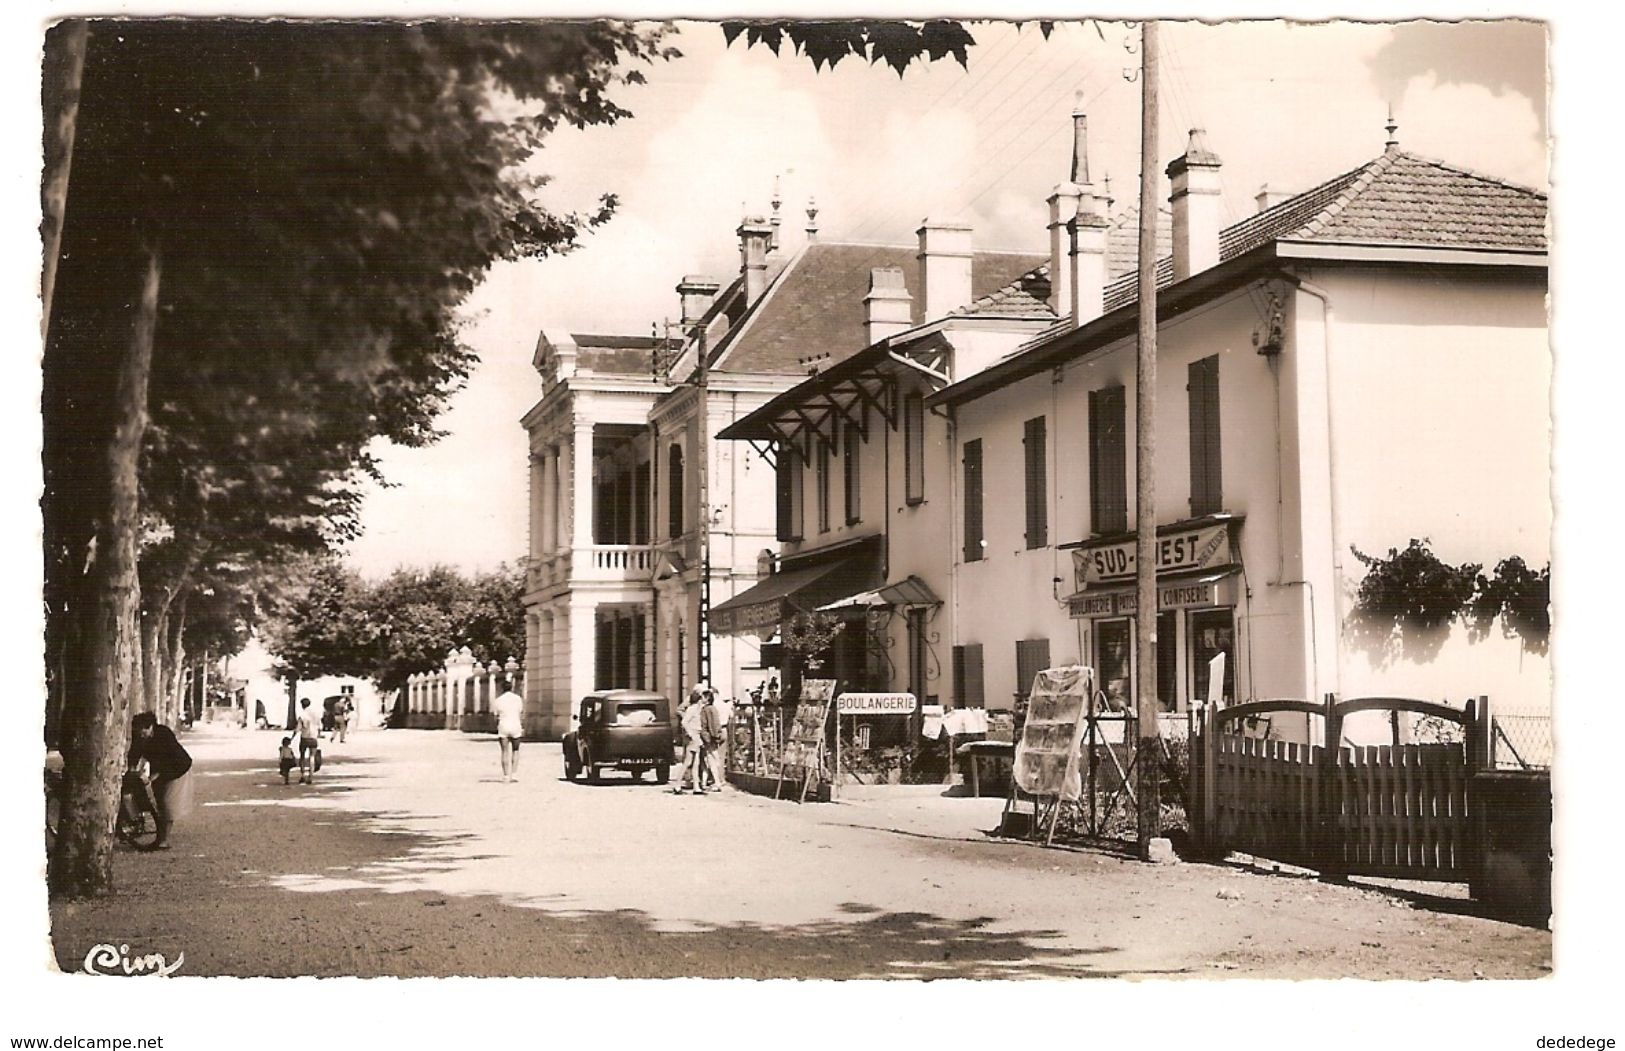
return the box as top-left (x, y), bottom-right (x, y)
top-left (48, 725), bottom-right (1550, 979)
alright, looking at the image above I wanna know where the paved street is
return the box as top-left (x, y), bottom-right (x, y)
top-left (50, 724), bottom-right (1551, 979)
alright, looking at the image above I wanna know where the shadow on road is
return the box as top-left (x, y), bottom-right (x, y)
top-left (48, 751), bottom-right (1182, 979)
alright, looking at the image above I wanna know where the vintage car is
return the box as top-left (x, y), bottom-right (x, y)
top-left (563, 690), bottom-right (675, 784)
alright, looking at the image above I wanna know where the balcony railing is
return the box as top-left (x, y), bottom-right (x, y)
top-left (530, 544), bottom-right (658, 588)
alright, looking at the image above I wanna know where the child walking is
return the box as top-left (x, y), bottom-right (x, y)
top-left (279, 736), bottom-right (297, 785)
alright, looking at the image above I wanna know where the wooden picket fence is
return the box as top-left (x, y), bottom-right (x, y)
top-left (1191, 694), bottom-right (1490, 884)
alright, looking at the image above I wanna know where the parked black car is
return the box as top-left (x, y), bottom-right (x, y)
top-left (563, 690), bottom-right (675, 784)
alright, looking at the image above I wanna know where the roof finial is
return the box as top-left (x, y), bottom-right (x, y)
top-left (805, 196), bottom-right (819, 242)
top-left (1069, 91), bottom-right (1090, 186)
top-left (1384, 105), bottom-right (1399, 152)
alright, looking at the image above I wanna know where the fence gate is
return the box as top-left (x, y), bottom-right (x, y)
top-left (1191, 695), bottom-right (1489, 883)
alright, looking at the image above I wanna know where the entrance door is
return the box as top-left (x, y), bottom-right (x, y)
top-left (1189, 608), bottom-right (1236, 705)
top-left (1094, 618), bottom-right (1132, 712)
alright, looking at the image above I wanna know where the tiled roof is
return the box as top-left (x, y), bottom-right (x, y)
top-left (953, 265), bottom-right (1054, 317)
top-left (1106, 204), bottom-right (1172, 281)
top-left (715, 242), bottom-right (1045, 375)
top-left (1103, 149), bottom-right (1548, 313)
top-left (571, 333), bottom-right (678, 376)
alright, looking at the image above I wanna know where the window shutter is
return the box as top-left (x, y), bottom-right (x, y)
top-left (904, 393), bottom-right (925, 503)
top-left (1024, 416), bottom-right (1047, 549)
top-left (953, 643), bottom-right (985, 709)
top-left (962, 439), bottom-right (984, 562)
top-left (776, 453), bottom-right (792, 542)
top-left (1090, 387), bottom-right (1127, 533)
top-left (1015, 638), bottom-right (1051, 702)
top-left (844, 423), bottom-right (861, 525)
top-left (667, 444), bottom-right (684, 541)
top-left (1188, 356), bottom-right (1222, 515)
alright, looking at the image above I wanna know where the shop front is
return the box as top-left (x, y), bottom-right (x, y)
top-left (1066, 517), bottom-right (1244, 719)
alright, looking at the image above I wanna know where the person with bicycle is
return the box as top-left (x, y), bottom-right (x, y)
top-left (128, 711), bottom-right (193, 850)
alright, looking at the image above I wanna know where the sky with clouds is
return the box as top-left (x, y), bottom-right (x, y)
top-left (342, 17), bottom-right (1549, 578)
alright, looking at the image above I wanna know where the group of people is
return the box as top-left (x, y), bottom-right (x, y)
top-left (675, 684), bottom-right (726, 795)
top-left (278, 697), bottom-right (327, 785)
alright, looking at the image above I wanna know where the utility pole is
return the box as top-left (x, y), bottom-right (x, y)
top-left (1134, 19), bottom-right (1163, 859)
top-left (694, 324), bottom-right (712, 688)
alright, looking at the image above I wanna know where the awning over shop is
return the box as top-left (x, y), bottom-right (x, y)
top-left (711, 556), bottom-right (882, 638)
top-left (1066, 569), bottom-right (1241, 619)
top-left (817, 574), bottom-right (942, 613)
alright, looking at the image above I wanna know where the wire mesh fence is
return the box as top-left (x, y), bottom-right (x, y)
top-left (1492, 709), bottom-right (1552, 770)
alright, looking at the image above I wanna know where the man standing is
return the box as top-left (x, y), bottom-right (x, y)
top-left (492, 677), bottom-right (525, 783)
top-left (700, 689), bottom-right (725, 792)
top-left (294, 697), bottom-right (323, 784)
top-left (128, 712), bottom-right (193, 851)
top-left (675, 686), bottom-right (708, 796)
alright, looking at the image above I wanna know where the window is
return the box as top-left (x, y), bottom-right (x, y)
top-left (1156, 609), bottom-right (1178, 713)
top-left (1089, 386), bottom-right (1127, 533)
top-left (1015, 638), bottom-right (1050, 703)
top-left (1023, 416), bottom-right (1048, 549)
top-left (1188, 355), bottom-right (1223, 516)
top-left (951, 643), bottom-right (985, 708)
top-left (844, 422), bottom-right (862, 525)
top-left (1190, 608), bottom-right (1236, 705)
top-left (776, 450), bottom-right (803, 542)
top-left (962, 438), bottom-right (984, 562)
top-left (1095, 619), bottom-right (1132, 711)
top-left (904, 392), bottom-right (926, 504)
top-left (816, 439), bottom-right (831, 533)
top-left (667, 444), bottom-right (684, 541)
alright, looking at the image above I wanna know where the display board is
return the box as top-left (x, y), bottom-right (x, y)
top-left (1011, 666), bottom-right (1095, 803)
top-left (779, 679), bottom-right (837, 797)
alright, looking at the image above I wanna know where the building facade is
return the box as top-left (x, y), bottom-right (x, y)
top-left (931, 128), bottom-right (1549, 743)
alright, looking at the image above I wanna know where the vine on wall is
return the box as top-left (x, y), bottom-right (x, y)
top-left (1348, 539), bottom-right (1550, 661)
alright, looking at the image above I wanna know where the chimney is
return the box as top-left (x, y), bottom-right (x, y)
top-left (1254, 183), bottom-right (1290, 213)
top-left (769, 177), bottom-right (783, 251)
top-left (916, 219), bottom-right (974, 319)
top-left (863, 267), bottom-right (913, 346)
top-left (1046, 100), bottom-right (1088, 319)
top-left (677, 275), bottom-right (721, 326)
top-left (1070, 183), bottom-right (1110, 328)
top-left (737, 216), bottom-right (773, 306)
top-left (1166, 128), bottom-right (1223, 281)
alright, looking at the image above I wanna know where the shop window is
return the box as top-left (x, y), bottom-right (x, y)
top-left (951, 643), bottom-right (985, 708)
top-left (1095, 619), bottom-right (1132, 712)
top-left (844, 422), bottom-right (862, 525)
top-left (962, 438), bottom-right (984, 562)
top-left (816, 439), bottom-right (831, 533)
top-left (904, 392), bottom-right (925, 504)
top-left (776, 450), bottom-right (804, 542)
top-left (1015, 637), bottom-right (1050, 704)
top-left (667, 443), bottom-right (684, 541)
top-left (1188, 355), bottom-right (1223, 516)
top-left (1024, 416), bottom-right (1047, 549)
top-left (1190, 608), bottom-right (1236, 705)
top-left (1089, 386), bottom-right (1127, 534)
top-left (1156, 610), bottom-right (1178, 713)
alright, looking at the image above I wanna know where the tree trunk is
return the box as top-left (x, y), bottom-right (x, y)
top-left (286, 678), bottom-right (299, 731)
top-left (49, 243), bottom-right (161, 899)
top-left (164, 603), bottom-right (188, 723)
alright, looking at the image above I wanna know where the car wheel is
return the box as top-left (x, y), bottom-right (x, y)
top-left (564, 755), bottom-right (580, 781)
top-left (585, 750), bottom-right (602, 784)
top-left (655, 763), bottom-right (670, 785)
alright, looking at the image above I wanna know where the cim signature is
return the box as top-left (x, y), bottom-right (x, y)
top-left (82, 943), bottom-right (185, 977)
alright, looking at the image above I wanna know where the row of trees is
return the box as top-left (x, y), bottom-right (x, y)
top-left (41, 20), bottom-right (675, 898)
top-left (260, 562), bottom-right (526, 723)
top-left (39, 16), bottom-right (987, 899)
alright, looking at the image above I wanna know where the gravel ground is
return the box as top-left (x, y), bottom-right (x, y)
top-left (47, 723), bottom-right (1552, 980)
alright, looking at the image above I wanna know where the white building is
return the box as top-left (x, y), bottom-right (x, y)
top-left (929, 124), bottom-right (1548, 742)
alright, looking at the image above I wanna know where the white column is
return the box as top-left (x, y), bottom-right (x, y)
top-left (551, 606), bottom-right (572, 737)
top-left (529, 453), bottom-right (545, 561)
top-left (568, 596), bottom-right (597, 716)
top-left (540, 447), bottom-right (558, 555)
top-left (571, 423), bottom-right (594, 551)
